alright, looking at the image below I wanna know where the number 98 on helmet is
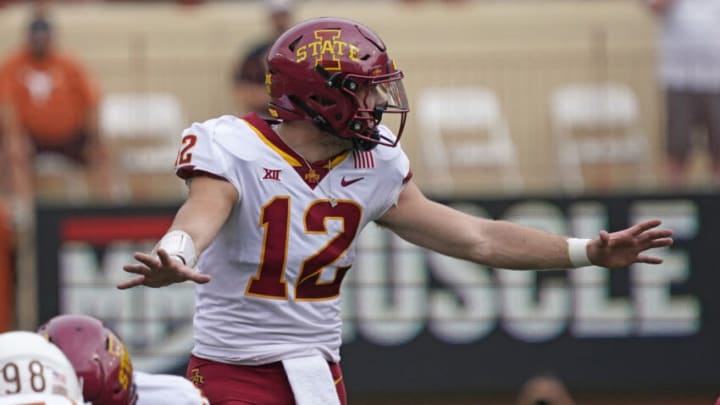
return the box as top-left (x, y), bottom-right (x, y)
top-left (0, 331), bottom-right (84, 403)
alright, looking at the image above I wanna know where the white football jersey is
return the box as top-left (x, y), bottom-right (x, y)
top-left (175, 114), bottom-right (410, 365)
top-left (135, 371), bottom-right (208, 405)
top-left (0, 393), bottom-right (78, 405)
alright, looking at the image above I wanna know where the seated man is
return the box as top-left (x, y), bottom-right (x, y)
top-left (231, 0), bottom-right (294, 116)
top-left (0, 13), bottom-right (115, 205)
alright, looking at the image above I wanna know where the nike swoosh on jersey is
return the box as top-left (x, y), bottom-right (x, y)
top-left (340, 176), bottom-right (364, 187)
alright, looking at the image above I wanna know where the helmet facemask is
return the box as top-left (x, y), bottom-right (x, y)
top-left (313, 66), bottom-right (409, 150)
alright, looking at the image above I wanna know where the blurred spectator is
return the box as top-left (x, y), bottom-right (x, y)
top-left (515, 373), bottom-right (577, 405)
top-left (0, 11), bottom-right (115, 206)
top-left (643, 0), bottom-right (720, 188)
top-left (231, 0), bottom-right (295, 116)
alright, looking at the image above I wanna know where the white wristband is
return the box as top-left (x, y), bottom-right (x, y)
top-left (155, 230), bottom-right (197, 268)
top-left (567, 238), bottom-right (592, 267)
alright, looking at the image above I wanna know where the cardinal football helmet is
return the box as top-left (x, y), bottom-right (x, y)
top-left (38, 314), bottom-right (138, 405)
top-left (266, 17), bottom-right (409, 150)
top-left (0, 331), bottom-right (84, 402)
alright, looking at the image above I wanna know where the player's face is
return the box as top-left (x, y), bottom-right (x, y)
top-left (341, 71), bottom-right (409, 147)
top-left (357, 83), bottom-right (390, 110)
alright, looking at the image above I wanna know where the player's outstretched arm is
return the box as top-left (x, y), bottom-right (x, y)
top-left (118, 175), bottom-right (239, 289)
top-left (378, 181), bottom-right (673, 270)
top-left (586, 219), bottom-right (673, 268)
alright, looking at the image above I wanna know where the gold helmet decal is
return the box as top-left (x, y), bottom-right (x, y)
top-left (108, 333), bottom-right (133, 391)
top-left (265, 72), bottom-right (272, 95)
top-left (295, 29), bottom-right (360, 71)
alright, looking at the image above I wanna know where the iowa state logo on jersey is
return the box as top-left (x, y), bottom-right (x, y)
top-left (295, 29), bottom-right (360, 71)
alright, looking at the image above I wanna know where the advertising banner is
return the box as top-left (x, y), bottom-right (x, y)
top-left (35, 193), bottom-right (718, 395)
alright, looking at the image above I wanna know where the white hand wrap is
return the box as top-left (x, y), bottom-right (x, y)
top-left (155, 230), bottom-right (197, 268)
top-left (567, 238), bottom-right (592, 267)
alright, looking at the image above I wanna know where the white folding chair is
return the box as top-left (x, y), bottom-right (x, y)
top-left (33, 153), bottom-right (90, 202)
top-left (99, 92), bottom-right (187, 200)
top-left (416, 86), bottom-right (524, 195)
top-left (550, 82), bottom-right (655, 192)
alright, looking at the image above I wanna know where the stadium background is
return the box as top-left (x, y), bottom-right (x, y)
top-left (0, 0), bottom-right (718, 404)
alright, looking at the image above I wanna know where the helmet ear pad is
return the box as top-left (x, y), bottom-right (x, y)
top-left (267, 57), bottom-right (356, 134)
top-left (38, 314), bottom-right (138, 405)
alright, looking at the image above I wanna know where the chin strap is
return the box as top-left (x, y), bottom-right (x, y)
top-left (353, 135), bottom-right (378, 151)
top-left (287, 95), bottom-right (334, 133)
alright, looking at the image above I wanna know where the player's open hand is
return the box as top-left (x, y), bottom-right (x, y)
top-left (117, 248), bottom-right (211, 289)
top-left (587, 219), bottom-right (673, 268)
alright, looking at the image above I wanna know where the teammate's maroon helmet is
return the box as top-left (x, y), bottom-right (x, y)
top-left (38, 314), bottom-right (138, 405)
top-left (266, 17), bottom-right (409, 150)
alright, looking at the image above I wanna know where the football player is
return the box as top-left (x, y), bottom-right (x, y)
top-left (118, 16), bottom-right (673, 405)
top-left (0, 331), bottom-right (84, 405)
top-left (38, 314), bottom-right (209, 405)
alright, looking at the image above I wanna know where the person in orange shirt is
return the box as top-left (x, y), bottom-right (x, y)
top-left (0, 13), bottom-right (114, 204)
